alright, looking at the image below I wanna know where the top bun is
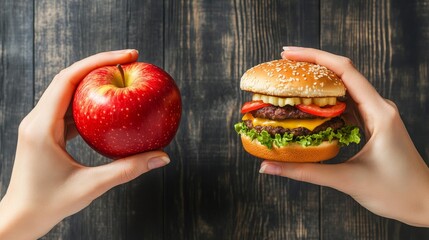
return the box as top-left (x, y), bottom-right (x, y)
top-left (240, 59), bottom-right (346, 97)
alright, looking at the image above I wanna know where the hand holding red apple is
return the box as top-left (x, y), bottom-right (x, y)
top-left (0, 50), bottom-right (177, 239)
top-left (72, 62), bottom-right (182, 159)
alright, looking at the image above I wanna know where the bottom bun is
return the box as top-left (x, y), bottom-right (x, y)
top-left (240, 135), bottom-right (340, 162)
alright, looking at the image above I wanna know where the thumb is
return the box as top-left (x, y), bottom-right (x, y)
top-left (86, 151), bottom-right (170, 198)
top-left (259, 160), bottom-right (358, 193)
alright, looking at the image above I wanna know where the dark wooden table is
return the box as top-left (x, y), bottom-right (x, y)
top-left (1, 0), bottom-right (429, 239)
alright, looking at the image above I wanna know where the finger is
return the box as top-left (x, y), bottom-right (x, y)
top-left (36, 49), bottom-right (139, 121)
top-left (83, 151), bottom-right (170, 199)
top-left (259, 160), bottom-right (357, 193)
top-left (280, 47), bottom-right (383, 109)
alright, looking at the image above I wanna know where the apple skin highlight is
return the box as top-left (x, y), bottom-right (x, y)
top-left (72, 62), bottom-right (182, 159)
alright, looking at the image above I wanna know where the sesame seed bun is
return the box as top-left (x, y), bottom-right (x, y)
top-left (240, 135), bottom-right (340, 162)
top-left (240, 59), bottom-right (346, 97)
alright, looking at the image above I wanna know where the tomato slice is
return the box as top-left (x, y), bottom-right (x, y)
top-left (241, 100), bottom-right (271, 114)
top-left (296, 101), bottom-right (346, 117)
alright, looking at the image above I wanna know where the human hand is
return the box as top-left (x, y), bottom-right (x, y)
top-left (0, 50), bottom-right (171, 239)
top-left (259, 47), bottom-right (429, 227)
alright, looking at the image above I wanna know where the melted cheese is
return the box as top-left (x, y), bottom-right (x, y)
top-left (242, 113), bottom-right (330, 131)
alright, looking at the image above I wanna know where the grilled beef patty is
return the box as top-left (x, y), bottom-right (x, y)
top-left (251, 105), bottom-right (316, 120)
top-left (244, 117), bottom-right (345, 137)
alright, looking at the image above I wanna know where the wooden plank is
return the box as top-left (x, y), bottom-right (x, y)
top-left (35, 1), bottom-right (164, 239)
top-left (0, 0), bottom-right (34, 206)
top-left (122, 1), bottom-right (165, 239)
top-left (163, 0), bottom-right (321, 239)
top-left (320, 0), bottom-right (429, 239)
top-left (3, 0), bottom-right (428, 239)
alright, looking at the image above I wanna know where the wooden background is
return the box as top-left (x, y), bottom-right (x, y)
top-left (1, 0), bottom-right (429, 239)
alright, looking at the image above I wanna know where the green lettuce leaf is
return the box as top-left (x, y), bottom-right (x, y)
top-left (234, 121), bottom-right (361, 149)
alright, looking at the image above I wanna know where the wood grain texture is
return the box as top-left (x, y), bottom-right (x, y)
top-left (321, 0), bottom-right (429, 239)
top-left (0, 0), bottom-right (34, 202)
top-left (34, 1), bottom-right (164, 239)
top-left (164, 0), bottom-right (320, 239)
top-left (122, 1), bottom-right (165, 239)
top-left (0, 0), bottom-right (428, 239)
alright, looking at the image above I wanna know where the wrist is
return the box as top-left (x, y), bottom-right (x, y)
top-left (0, 194), bottom-right (54, 240)
top-left (0, 195), bottom-right (31, 240)
top-left (423, 177), bottom-right (429, 227)
top-left (412, 169), bottom-right (429, 227)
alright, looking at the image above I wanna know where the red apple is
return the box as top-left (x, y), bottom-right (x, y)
top-left (72, 62), bottom-right (182, 159)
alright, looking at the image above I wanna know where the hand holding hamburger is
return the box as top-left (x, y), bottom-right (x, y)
top-left (235, 56), bottom-right (360, 162)
top-left (256, 47), bottom-right (429, 227)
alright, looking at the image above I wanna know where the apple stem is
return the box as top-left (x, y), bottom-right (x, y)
top-left (117, 64), bottom-right (126, 87)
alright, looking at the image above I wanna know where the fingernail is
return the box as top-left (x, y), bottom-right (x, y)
top-left (259, 164), bottom-right (281, 175)
top-left (130, 49), bottom-right (139, 55)
top-left (148, 156), bottom-right (170, 170)
top-left (126, 49), bottom-right (139, 57)
top-left (282, 46), bottom-right (303, 51)
top-left (113, 49), bottom-right (138, 55)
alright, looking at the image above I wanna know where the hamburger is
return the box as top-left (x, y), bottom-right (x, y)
top-left (234, 59), bottom-right (361, 162)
